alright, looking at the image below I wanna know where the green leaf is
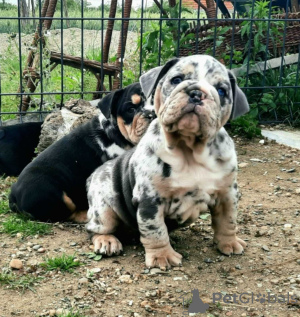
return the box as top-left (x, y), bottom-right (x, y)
top-left (94, 255), bottom-right (103, 261)
top-left (200, 213), bottom-right (210, 220)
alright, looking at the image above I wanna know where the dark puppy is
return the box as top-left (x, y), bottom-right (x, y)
top-left (86, 55), bottom-right (249, 268)
top-left (0, 122), bottom-right (42, 176)
top-left (9, 83), bottom-right (154, 222)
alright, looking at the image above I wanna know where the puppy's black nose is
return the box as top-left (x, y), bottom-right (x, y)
top-left (143, 109), bottom-right (156, 119)
top-left (188, 90), bottom-right (202, 104)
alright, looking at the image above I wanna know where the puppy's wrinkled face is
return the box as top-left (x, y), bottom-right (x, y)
top-left (155, 56), bottom-right (233, 141)
top-left (116, 85), bottom-right (155, 145)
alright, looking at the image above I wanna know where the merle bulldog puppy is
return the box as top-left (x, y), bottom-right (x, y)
top-left (9, 83), bottom-right (155, 223)
top-left (0, 122), bottom-right (42, 176)
top-left (86, 55), bottom-right (249, 268)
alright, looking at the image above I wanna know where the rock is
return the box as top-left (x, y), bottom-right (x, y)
top-left (286, 168), bottom-right (296, 173)
top-left (32, 245), bottom-right (41, 250)
top-left (37, 248), bottom-right (46, 253)
top-left (119, 274), bottom-right (132, 283)
top-left (37, 99), bottom-right (100, 153)
top-left (238, 162), bottom-right (248, 168)
top-left (49, 310), bottom-right (56, 316)
top-left (10, 259), bottom-right (23, 270)
top-left (271, 279), bottom-right (279, 284)
top-left (78, 277), bottom-right (89, 285)
top-left (90, 268), bottom-right (101, 273)
top-left (259, 140), bottom-right (265, 144)
top-left (250, 158), bottom-right (264, 162)
top-left (204, 258), bottom-right (213, 263)
top-left (262, 245), bottom-right (270, 252)
top-left (149, 268), bottom-right (169, 275)
top-left (295, 188), bottom-right (300, 195)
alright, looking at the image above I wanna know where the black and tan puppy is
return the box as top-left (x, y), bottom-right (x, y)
top-left (9, 83), bottom-right (155, 222)
top-left (0, 122), bottom-right (42, 177)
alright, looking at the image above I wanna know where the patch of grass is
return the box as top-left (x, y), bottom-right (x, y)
top-left (40, 254), bottom-right (82, 272)
top-left (0, 270), bottom-right (41, 293)
top-left (0, 213), bottom-right (52, 237)
top-left (0, 191), bottom-right (10, 215)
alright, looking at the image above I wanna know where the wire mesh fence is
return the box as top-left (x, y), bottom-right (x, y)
top-left (0, 0), bottom-right (299, 126)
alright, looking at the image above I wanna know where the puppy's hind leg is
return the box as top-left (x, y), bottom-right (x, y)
top-left (86, 203), bottom-right (123, 256)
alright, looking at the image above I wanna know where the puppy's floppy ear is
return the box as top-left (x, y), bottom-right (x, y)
top-left (97, 89), bottom-right (124, 119)
top-left (140, 58), bottom-right (180, 99)
top-left (228, 70), bottom-right (249, 120)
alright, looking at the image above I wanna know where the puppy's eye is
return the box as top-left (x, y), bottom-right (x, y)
top-left (128, 107), bottom-right (136, 114)
top-left (171, 76), bottom-right (183, 85)
top-left (217, 88), bottom-right (226, 97)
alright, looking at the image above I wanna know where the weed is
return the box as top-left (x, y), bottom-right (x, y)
top-left (1, 213), bottom-right (52, 237)
top-left (40, 254), bottom-right (82, 272)
top-left (0, 270), bottom-right (41, 293)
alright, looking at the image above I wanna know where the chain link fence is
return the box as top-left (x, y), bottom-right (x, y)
top-left (0, 0), bottom-right (299, 126)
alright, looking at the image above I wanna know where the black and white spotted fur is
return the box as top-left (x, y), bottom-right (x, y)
top-left (86, 55), bottom-right (249, 268)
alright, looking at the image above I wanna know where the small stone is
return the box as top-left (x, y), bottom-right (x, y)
top-left (295, 188), bottom-right (300, 195)
top-left (49, 310), bottom-right (56, 316)
top-left (70, 242), bottom-right (77, 246)
top-left (119, 274), bottom-right (132, 283)
top-left (149, 268), bottom-right (168, 275)
top-left (250, 158), bottom-right (263, 162)
top-left (78, 277), bottom-right (89, 284)
top-left (284, 224), bottom-right (292, 229)
top-left (90, 268), bottom-right (101, 273)
top-left (16, 233), bottom-right (23, 238)
top-left (297, 259), bottom-right (300, 265)
top-left (144, 269), bottom-right (150, 274)
top-left (238, 162), bottom-right (248, 168)
top-left (262, 245), bottom-right (270, 252)
top-left (10, 259), bottom-right (23, 270)
top-left (204, 258), bottom-right (213, 263)
top-left (271, 279), bottom-right (279, 284)
top-left (219, 256), bottom-right (225, 262)
top-left (32, 245), bottom-right (41, 250)
top-left (235, 264), bottom-right (242, 270)
top-left (286, 168), bottom-right (296, 173)
top-left (259, 140), bottom-right (265, 144)
top-left (37, 248), bottom-right (46, 253)
top-left (128, 300), bottom-right (133, 306)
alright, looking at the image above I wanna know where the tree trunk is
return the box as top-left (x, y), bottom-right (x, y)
top-left (20, 0), bottom-right (30, 28)
top-left (168, 0), bottom-right (176, 7)
top-left (31, 0), bottom-right (36, 29)
top-left (103, 0), bottom-right (118, 63)
top-left (63, 0), bottom-right (70, 28)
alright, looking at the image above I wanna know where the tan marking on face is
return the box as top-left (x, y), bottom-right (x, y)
top-left (154, 86), bottom-right (162, 114)
top-left (68, 210), bottom-right (88, 223)
top-left (131, 94), bottom-right (141, 105)
top-left (63, 193), bottom-right (76, 212)
top-left (117, 114), bottom-right (150, 145)
top-left (182, 64), bottom-right (195, 75)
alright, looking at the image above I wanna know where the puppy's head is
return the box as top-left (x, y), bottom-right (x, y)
top-left (98, 83), bottom-right (155, 145)
top-left (140, 55), bottom-right (249, 144)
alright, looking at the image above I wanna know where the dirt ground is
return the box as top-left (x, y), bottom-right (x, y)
top-left (0, 135), bottom-right (300, 317)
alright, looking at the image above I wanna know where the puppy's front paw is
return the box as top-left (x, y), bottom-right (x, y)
top-left (145, 244), bottom-right (182, 269)
top-left (92, 234), bottom-right (123, 256)
top-left (214, 235), bottom-right (247, 255)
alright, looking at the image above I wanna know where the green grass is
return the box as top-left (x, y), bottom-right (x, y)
top-left (40, 254), bottom-right (82, 272)
top-left (0, 213), bottom-right (52, 237)
top-left (0, 271), bottom-right (41, 292)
